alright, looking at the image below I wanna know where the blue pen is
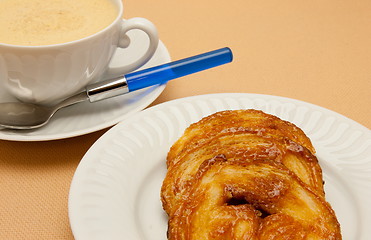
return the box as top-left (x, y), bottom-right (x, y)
top-left (86, 47), bottom-right (233, 102)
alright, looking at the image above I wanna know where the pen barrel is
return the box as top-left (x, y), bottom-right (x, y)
top-left (125, 47), bottom-right (233, 91)
top-left (86, 47), bottom-right (233, 102)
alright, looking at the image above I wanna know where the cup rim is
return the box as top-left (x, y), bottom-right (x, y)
top-left (0, 0), bottom-right (124, 49)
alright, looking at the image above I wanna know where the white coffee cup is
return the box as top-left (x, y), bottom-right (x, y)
top-left (0, 0), bottom-right (159, 105)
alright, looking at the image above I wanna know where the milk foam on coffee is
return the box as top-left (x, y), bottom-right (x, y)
top-left (0, 0), bottom-right (117, 46)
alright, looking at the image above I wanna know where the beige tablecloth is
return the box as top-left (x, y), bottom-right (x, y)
top-left (1, 0), bottom-right (370, 239)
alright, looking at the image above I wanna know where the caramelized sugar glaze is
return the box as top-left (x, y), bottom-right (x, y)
top-left (161, 109), bottom-right (341, 239)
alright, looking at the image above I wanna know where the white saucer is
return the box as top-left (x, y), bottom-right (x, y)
top-left (0, 31), bottom-right (171, 141)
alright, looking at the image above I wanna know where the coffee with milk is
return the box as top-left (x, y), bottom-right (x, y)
top-left (0, 0), bottom-right (117, 46)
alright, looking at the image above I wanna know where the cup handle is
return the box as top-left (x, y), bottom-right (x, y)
top-left (105, 17), bottom-right (159, 77)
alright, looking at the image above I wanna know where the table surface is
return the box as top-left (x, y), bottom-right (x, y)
top-left (1, 0), bottom-right (370, 239)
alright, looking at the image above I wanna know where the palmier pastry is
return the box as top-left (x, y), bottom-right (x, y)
top-left (161, 109), bottom-right (341, 239)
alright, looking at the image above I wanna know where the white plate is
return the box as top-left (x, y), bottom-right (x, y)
top-left (0, 30), bottom-right (171, 141)
top-left (68, 93), bottom-right (371, 240)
